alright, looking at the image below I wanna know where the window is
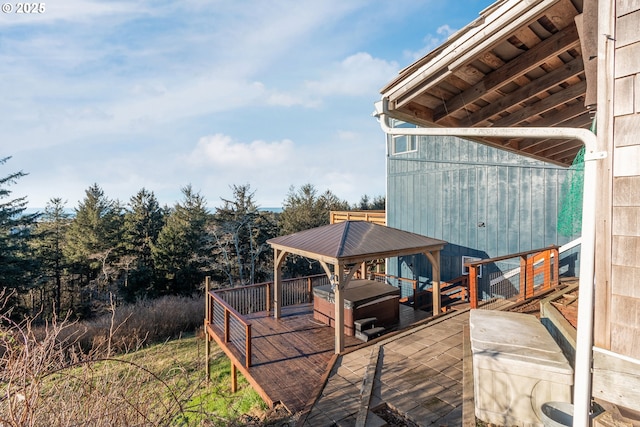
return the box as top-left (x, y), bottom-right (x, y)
top-left (392, 134), bottom-right (417, 154)
top-left (462, 256), bottom-right (483, 278)
top-left (390, 119), bottom-right (418, 155)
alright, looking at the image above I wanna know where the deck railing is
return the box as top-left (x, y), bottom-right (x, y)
top-left (205, 274), bottom-right (330, 367)
top-left (206, 288), bottom-right (252, 367)
top-left (465, 245), bottom-right (560, 309)
top-left (211, 274), bottom-right (330, 315)
top-left (372, 272), bottom-right (469, 311)
top-left (371, 272), bottom-right (418, 303)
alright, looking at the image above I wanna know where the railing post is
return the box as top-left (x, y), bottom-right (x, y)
top-left (519, 256), bottom-right (527, 301)
top-left (205, 276), bottom-right (210, 383)
top-left (413, 280), bottom-right (418, 310)
top-left (245, 324), bottom-right (252, 368)
top-left (224, 309), bottom-right (230, 343)
top-left (469, 265), bottom-right (478, 309)
top-left (541, 250), bottom-right (551, 290)
top-left (551, 247), bottom-right (559, 287)
top-left (525, 255), bottom-right (535, 299)
top-left (266, 282), bottom-right (271, 313)
top-left (308, 277), bottom-right (313, 303)
top-left (205, 276), bottom-right (210, 325)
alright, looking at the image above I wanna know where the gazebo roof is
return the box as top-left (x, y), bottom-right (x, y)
top-left (267, 221), bottom-right (446, 265)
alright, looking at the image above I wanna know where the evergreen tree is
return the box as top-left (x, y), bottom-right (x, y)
top-left (30, 198), bottom-right (71, 317)
top-left (0, 157), bottom-right (39, 315)
top-left (279, 183), bottom-right (349, 235)
top-left (211, 184), bottom-right (276, 287)
top-left (152, 185), bottom-right (209, 295)
top-left (354, 194), bottom-right (385, 210)
top-left (120, 188), bottom-right (164, 300)
top-left (278, 184), bottom-right (349, 277)
top-left (64, 184), bottom-right (123, 314)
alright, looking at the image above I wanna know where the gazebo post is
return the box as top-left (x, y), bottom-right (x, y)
top-left (333, 264), bottom-right (360, 354)
top-left (273, 248), bottom-right (287, 319)
top-left (334, 263), bottom-right (345, 354)
top-left (425, 250), bottom-right (442, 315)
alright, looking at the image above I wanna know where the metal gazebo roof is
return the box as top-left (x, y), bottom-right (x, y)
top-left (267, 220), bottom-right (447, 266)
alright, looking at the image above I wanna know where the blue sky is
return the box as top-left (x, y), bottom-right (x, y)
top-left (2, 0), bottom-right (493, 210)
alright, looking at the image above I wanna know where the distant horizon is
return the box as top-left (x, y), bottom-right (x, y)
top-left (22, 206), bottom-right (284, 215)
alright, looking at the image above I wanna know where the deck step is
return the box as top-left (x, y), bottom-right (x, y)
top-left (355, 326), bottom-right (386, 342)
top-left (354, 317), bottom-right (377, 332)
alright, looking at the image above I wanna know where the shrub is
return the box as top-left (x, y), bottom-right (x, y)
top-left (43, 294), bottom-right (203, 355)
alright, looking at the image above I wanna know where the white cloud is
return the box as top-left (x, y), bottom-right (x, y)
top-left (188, 134), bottom-right (295, 169)
top-left (305, 52), bottom-right (398, 98)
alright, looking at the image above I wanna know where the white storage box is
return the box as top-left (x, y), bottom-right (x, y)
top-left (469, 309), bottom-right (573, 427)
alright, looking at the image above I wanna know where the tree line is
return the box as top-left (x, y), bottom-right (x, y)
top-left (0, 157), bottom-right (384, 320)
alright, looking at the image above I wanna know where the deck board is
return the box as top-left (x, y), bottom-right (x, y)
top-left (244, 305), bottom-right (362, 413)
top-left (207, 303), bottom-right (432, 414)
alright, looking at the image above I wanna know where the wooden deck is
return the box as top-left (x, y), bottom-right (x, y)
top-left (205, 303), bottom-right (433, 414)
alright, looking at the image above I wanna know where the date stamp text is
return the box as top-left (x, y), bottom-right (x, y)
top-left (2, 3), bottom-right (46, 13)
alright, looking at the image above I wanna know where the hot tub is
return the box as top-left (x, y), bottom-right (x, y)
top-left (313, 279), bottom-right (400, 336)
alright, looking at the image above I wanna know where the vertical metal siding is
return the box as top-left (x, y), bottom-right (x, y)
top-left (387, 135), bottom-right (579, 282)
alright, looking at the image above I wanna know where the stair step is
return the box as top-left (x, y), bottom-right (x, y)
top-left (355, 326), bottom-right (386, 342)
top-left (354, 317), bottom-right (377, 332)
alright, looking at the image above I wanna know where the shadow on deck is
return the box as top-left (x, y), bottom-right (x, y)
top-left (205, 303), bottom-right (432, 414)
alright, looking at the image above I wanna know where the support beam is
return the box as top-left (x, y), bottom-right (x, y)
top-left (425, 250), bottom-right (441, 315)
top-left (231, 363), bottom-right (237, 393)
top-left (273, 248), bottom-right (288, 319)
top-left (334, 264), bottom-right (360, 354)
top-left (334, 265), bottom-right (345, 354)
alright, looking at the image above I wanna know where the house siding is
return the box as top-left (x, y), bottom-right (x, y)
top-left (386, 135), bottom-right (579, 293)
top-left (610, 0), bottom-right (640, 360)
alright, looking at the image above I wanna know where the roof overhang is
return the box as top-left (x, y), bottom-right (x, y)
top-left (380, 0), bottom-right (596, 167)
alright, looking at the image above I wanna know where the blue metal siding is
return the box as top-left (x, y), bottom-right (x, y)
top-left (387, 135), bottom-right (580, 284)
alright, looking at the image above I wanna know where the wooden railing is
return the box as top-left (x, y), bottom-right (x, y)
top-left (465, 246), bottom-right (560, 309)
top-left (211, 274), bottom-right (330, 315)
top-left (372, 272), bottom-right (417, 303)
top-left (330, 210), bottom-right (386, 225)
top-left (206, 288), bottom-right (252, 368)
top-left (205, 274), bottom-right (330, 367)
top-left (373, 272), bottom-right (469, 311)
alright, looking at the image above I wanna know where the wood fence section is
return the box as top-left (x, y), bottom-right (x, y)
top-left (466, 245), bottom-right (560, 309)
top-left (212, 275), bottom-right (330, 316)
top-left (330, 210), bottom-right (386, 225)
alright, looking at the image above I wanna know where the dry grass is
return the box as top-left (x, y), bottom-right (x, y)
top-left (0, 293), bottom-right (271, 426)
top-left (49, 294), bottom-right (204, 355)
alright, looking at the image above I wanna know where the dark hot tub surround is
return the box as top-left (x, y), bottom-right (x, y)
top-left (313, 279), bottom-right (400, 336)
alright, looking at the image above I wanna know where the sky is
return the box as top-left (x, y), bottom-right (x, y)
top-left (2, 0), bottom-right (494, 210)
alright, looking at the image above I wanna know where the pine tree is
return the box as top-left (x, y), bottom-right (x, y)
top-left (120, 188), bottom-right (164, 300)
top-left (278, 184), bottom-right (349, 277)
top-left (152, 185), bottom-right (209, 295)
top-left (64, 184), bottom-right (123, 313)
top-left (0, 157), bottom-right (39, 315)
top-left (279, 183), bottom-right (349, 234)
top-left (30, 198), bottom-right (71, 317)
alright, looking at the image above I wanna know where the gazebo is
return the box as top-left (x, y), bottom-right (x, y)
top-left (267, 221), bottom-right (447, 353)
